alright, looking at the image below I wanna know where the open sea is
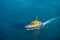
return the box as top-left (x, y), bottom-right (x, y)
top-left (0, 0), bottom-right (60, 40)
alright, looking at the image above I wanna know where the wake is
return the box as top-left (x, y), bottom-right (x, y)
top-left (43, 17), bottom-right (59, 26)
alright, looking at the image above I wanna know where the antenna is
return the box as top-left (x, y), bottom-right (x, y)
top-left (36, 13), bottom-right (38, 20)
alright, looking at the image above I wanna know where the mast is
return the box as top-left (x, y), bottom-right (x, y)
top-left (35, 13), bottom-right (39, 21)
top-left (36, 14), bottom-right (38, 20)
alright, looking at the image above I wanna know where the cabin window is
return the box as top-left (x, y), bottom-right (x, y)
top-left (31, 23), bottom-right (35, 25)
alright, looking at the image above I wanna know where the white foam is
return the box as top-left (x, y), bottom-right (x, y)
top-left (43, 17), bottom-right (59, 26)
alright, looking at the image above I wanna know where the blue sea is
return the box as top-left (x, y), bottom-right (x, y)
top-left (0, 0), bottom-right (60, 40)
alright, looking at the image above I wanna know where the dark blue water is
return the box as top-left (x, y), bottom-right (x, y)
top-left (0, 0), bottom-right (60, 40)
